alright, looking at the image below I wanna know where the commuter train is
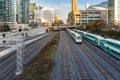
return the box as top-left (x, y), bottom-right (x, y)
top-left (73, 29), bottom-right (87, 38)
top-left (66, 28), bottom-right (82, 43)
top-left (73, 29), bottom-right (120, 59)
top-left (100, 39), bottom-right (120, 59)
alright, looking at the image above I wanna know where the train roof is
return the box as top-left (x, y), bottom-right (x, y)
top-left (73, 29), bottom-right (87, 34)
top-left (105, 38), bottom-right (120, 45)
top-left (71, 30), bottom-right (81, 36)
top-left (67, 29), bottom-right (82, 37)
top-left (86, 33), bottom-right (104, 39)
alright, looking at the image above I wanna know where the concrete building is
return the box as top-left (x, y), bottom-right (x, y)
top-left (67, 0), bottom-right (108, 25)
top-left (80, 10), bottom-right (108, 24)
top-left (108, 0), bottom-right (120, 25)
top-left (68, 10), bottom-right (108, 25)
top-left (85, 4), bottom-right (108, 24)
top-left (0, 0), bottom-right (17, 30)
top-left (34, 7), bottom-right (54, 26)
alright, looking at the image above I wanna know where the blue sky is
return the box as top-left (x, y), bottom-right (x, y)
top-left (31, 0), bottom-right (107, 22)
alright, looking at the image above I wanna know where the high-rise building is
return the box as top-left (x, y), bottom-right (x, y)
top-left (0, 0), bottom-right (14, 22)
top-left (54, 15), bottom-right (59, 24)
top-left (0, 0), bottom-right (17, 30)
top-left (30, 3), bottom-right (36, 15)
top-left (72, 0), bottom-right (80, 25)
top-left (108, 0), bottom-right (120, 25)
top-left (16, 0), bottom-right (30, 24)
top-left (108, 0), bottom-right (114, 23)
top-left (30, 2), bottom-right (36, 20)
top-left (0, 0), bottom-right (6, 22)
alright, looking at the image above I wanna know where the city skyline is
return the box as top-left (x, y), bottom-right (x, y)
top-left (31, 0), bottom-right (107, 22)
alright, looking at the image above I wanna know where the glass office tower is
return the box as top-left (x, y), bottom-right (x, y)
top-left (0, 0), bottom-right (14, 22)
top-left (16, 0), bottom-right (30, 24)
top-left (108, 0), bottom-right (120, 25)
top-left (108, 0), bottom-right (114, 23)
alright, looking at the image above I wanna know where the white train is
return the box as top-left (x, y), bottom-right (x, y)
top-left (66, 28), bottom-right (82, 43)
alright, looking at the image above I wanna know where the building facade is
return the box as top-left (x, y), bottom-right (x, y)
top-left (67, 0), bottom-right (108, 25)
top-left (54, 15), bottom-right (59, 24)
top-left (30, 2), bottom-right (36, 20)
top-left (108, 0), bottom-right (114, 24)
top-left (80, 10), bottom-right (108, 24)
top-left (71, 0), bottom-right (80, 25)
top-left (0, 0), bottom-right (17, 30)
top-left (0, 0), bottom-right (15, 22)
top-left (34, 7), bottom-right (54, 26)
top-left (42, 7), bottom-right (54, 23)
top-left (0, 0), bottom-right (30, 31)
top-left (68, 10), bottom-right (108, 25)
top-left (16, 0), bottom-right (30, 24)
top-left (108, 0), bottom-right (120, 25)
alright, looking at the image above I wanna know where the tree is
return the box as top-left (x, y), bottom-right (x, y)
top-left (29, 21), bottom-right (34, 26)
top-left (3, 24), bottom-right (11, 32)
top-left (58, 19), bottom-right (64, 25)
top-left (34, 22), bottom-right (38, 27)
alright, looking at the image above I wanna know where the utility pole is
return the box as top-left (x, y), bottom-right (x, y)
top-left (15, 32), bottom-right (25, 75)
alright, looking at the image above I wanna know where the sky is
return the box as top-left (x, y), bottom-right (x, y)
top-left (31, 0), bottom-right (107, 23)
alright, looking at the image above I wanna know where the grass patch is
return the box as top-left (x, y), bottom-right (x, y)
top-left (15, 32), bottom-right (60, 80)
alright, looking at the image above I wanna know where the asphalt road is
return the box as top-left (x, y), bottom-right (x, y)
top-left (0, 32), bottom-right (58, 80)
top-left (51, 31), bottom-right (120, 80)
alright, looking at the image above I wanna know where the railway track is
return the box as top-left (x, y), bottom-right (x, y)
top-left (51, 31), bottom-right (80, 80)
top-left (60, 32), bottom-right (79, 80)
top-left (80, 40), bottom-right (120, 79)
top-left (65, 32), bottom-right (93, 79)
top-left (51, 31), bottom-right (120, 80)
top-left (0, 32), bottom-right (57, 80)
top-left (79, 43), bottom-right (115, 79)
top-left (83, 40), bottom-right (120, 66)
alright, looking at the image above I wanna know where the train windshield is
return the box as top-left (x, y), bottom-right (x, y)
top-left (77, 36), bottom-right (81, 39)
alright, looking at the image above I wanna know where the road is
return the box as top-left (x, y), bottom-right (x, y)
top-left (51, 31), bottom-right (120, 80)
top-left (0, 32), bottom-right (58, 80)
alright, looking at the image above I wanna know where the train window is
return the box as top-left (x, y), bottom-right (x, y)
top-left (116, 44), bottom-right (118, 47)
top-left (77, 36), bottom-right (81, 39)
